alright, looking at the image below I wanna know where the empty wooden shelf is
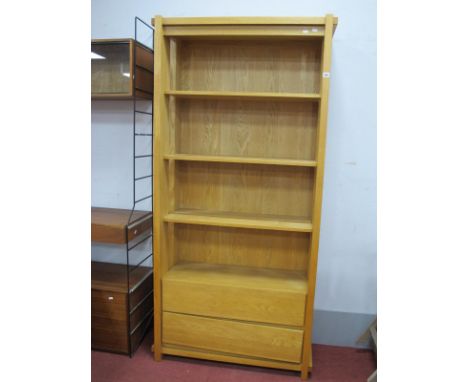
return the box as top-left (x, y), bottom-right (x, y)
top-left (91, 260), bottom-right (153, 293)
top-left (91, 39), bottom-right (153, 99)
top-left (152, 15), bottom-right (337, 379)
top-left (165, 90), bottom-right (320, 101)
top-left (164, 209), bottom-right (313, 232)
top-left (164, 154), bottom-right (317, 167)
top-left (91, 207), bottom-right (152, 244)
top-left (91, 261), bottom-right (153, 355)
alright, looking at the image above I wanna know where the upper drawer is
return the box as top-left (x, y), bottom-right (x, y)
top-left (163, 262), bottom-right (307, 326)
top-left (163, 312), bottom-right (303, 363)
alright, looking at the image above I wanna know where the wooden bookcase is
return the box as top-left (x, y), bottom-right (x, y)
top-left (152, 15), bottom-right (337, 379)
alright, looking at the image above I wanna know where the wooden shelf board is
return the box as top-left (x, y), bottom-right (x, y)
top-left (165, 90), bottom-right (320, 101)
top-left (91, 93), bottom-right (134, 100)
top-left (91, 207), bottom-right (152, 244)
top-left (164, 154), bottom-right (317, 167)
top-left (91, 261), bottom-right (152, 293)
top-left (164, 262), bottom-right (308, 294)
top-left (91, 94), bottom-right (153, 101)
top-left (164, 209), bottom-right (312, 232)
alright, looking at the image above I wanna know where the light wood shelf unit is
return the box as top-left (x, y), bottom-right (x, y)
top-left (152, 15), bottom-right (337, 379)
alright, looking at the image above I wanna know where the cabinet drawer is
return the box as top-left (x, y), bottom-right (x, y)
top-left (91, 289), bottom-right (127, 320)
top-left (163, 278), bottom-right (306, 326)
top-left (91, 289), bottom-right (128, 353)
top-left (162, 312), bottom-right (303, 363)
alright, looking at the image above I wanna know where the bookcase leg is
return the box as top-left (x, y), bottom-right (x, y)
top-left (300, 368), bottom-right (309, 380)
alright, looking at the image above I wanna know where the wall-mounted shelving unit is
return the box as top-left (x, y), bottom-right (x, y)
top-left (151, 15), bottom-right (337, 379)
top-left (92, 38), bottom-right (154, 99)
top-left (91, 17), bottom-right (155, 357)
top-left (91, 207), bottom-right (153, 355)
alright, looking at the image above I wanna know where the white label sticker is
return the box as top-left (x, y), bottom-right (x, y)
top-left (108, 296), bottom-right (114, 301)
top-left (322, 72), bottom-right (330, 78)
top-left (311, 28), bottom-right (318, 32)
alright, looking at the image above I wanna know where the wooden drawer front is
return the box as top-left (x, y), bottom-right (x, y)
top-left (129, 274), bottom-right (153, 310)
top-left (91, 289), bottom-right (128, 353)
top-left (92, 316), bottom-right (128, 353)
top-left (163, 312), bottom-right (303, 363)
top-left (163, 280), bottom-right (305, 326)
top-left (92, 289), bottom-right (127, 319)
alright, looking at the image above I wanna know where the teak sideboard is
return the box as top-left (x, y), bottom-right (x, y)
top-left (151, 15), bottom-right (337, 379)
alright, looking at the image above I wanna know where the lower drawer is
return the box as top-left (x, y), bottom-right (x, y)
top-left (92, 316), bottom-right (128, 353)
top-left (91, 289), bottom-right (128, 353)
top-left (162, 312), bottom-right (303, 363)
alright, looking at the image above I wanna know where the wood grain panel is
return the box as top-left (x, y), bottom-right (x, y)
top-left (130, 292), bottom-right (153, 330)
top-left (164, 25), bottom-right (324, 38)
top-left (163, 312), bottom-right (303, 362)
top-left (91, 207), bottom-right (152, 244)
top-left (165, 209), bottom-right (312, 232)
top-left (175, 224), bottom-right (310, 271)
top-left (175, 162), bottom-right (314, 218)
top-left (129, 271), bottom-right (153, 309)
top-left (176, 39), bottom-right (322, 93)
top-left (163, 262), bottom-right (307, 325)
top-left (301, 14), bottom-right (336, 380)
top-left (176, 99), bottom-right (317, 160)
top-left (162, 344), bottom-right (303, 371)
top-left (131, 314), bottom-right (153, 353)
top-left (135, 44), bottom-right (154, 72)
top-left (91, 289), bottom-right (128, 353)
top-left (159, 16), bottom-right (338, 26)
top-left (135, 66), bottom-right (154, 94)
top-left (91, 261), bottom-right (152, 293)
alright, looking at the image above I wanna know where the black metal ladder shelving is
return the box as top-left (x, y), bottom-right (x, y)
top-left (125, 16), bottom-right (154, 357)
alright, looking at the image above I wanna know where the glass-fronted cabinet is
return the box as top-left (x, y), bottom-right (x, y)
top-left (91, 39), bottom-right (153, 99)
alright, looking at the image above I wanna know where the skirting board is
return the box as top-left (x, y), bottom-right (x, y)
top-left (312, 309), bottom-right (375, 349)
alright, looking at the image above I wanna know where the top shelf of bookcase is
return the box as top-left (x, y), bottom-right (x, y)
top-left (153, 16), bottom-right (338, 40)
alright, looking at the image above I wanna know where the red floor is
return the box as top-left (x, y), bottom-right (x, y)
top-left (92, 332), bottom-right (375, 382)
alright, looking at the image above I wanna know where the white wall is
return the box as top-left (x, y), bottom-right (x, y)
top-left (92, 0), bottom-right (376, 319)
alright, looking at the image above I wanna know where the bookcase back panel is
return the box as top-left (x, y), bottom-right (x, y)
top-left (175, 162), bottom-right (314, 218)
top-left (175, 39), bottom-right (322, 93)
top-left (175, 99), bottom-right (318, 160)
top-left (175, 224), bottom-right (309, 271)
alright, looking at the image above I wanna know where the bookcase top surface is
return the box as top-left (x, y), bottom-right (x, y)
top-left (155, 16), bottom-right (338, 26)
